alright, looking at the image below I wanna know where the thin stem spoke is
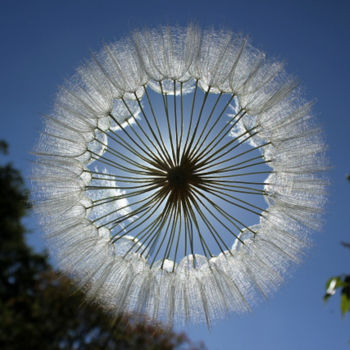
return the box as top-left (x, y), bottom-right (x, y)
top-left (202, 141), bottom-right (271, 170)
top-left (189, 91), bottom-right (223, 157)
top-left (184, 194), bottom-right (213, 259)
top-left (200, 158), bottom-right (272, 176)
top-left (191, 187), bottom-right (243, 238)
top-left (90, 192), bottom-right (155, 224)
top-left (205, 182), bottom-right (266, 196)
top-left (119, 100), bottom-right (167, 164)
top-left (189, 94), bottom-right (237, 161)
top-left (87, 191), bottom-right (156, 212)
top-left (192, 110), bottom-right (246, 165)
top-left (110, 189), bottom-right (168, 240)
top-left (148, 203), bottom-right (177, 267)
top-left (179, 82), bottom-right (184, 160)
top-left (181, 79), bottom-right (199, 160)
top-left (192, 187), bottom-right (258, 238)
top-left (173, 80), bottom-right (180, 164)
top-left (127, 201), bottom-right (173, 260)
top-left (194, 127), bottom-right (261, 170)
top-left (202, 170), bottom-right (273, 179)
top-left (199, 183), bottom-right (265, 215)
top-left (183, 86), bottom-right (211, 158)
top-left (96, 125), bottom-right (151, 164)
top-left (172, 201), bottom-right (182, 271)
top-left (143, 86), bottom-right (173, 167)
top-left (159, 81), bottom-right (177, 163)
top-left (201, 154), bottom-right (264, 174)
top-left (188, 191), bottom-right (232, 255)
top-left (93, 137), bottom-right (155, 171)
top-left (90, 151), bottom-right (151, 175)
top-left (134, 91), bottom-right (173, 167)
top-left (108, 113), bottom-right (158, 162)
top-left (90, 176), bottom-right (154, 184)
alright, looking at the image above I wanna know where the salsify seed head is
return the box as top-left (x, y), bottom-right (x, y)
top-left (32, 25), bottom-right (326, 327)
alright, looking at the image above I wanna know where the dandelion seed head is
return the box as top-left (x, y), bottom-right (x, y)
top-left (33, 25), bottom-right (326, 326)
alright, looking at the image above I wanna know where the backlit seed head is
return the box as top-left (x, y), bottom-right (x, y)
top-left (33, 25), bottom-right (326, 327)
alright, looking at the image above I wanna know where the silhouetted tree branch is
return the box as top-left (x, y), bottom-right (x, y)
top-left (0, 141), bottom-right (205, 350)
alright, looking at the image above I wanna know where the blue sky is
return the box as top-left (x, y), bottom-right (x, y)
top-left (1, 0), bottom-right (349, 349)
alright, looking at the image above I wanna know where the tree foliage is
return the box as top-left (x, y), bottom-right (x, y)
top-left (324, 242), bottom-right (350, 317)
top-left (323, 177), bottom-right (350, 318)
top-left (0, 142), bottom-right (205, 350)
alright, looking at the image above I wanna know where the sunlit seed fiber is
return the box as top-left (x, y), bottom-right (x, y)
top-left (33, 25), bottom-right (326, 327)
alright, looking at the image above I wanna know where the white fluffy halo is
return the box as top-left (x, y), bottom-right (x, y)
top-left (33, 25), bottom-right (326, 327)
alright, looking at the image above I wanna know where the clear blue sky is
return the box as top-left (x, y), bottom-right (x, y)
top-left (1, 0), bottom-right (349, 349)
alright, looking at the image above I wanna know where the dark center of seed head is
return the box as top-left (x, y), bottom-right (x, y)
top-left (167, 166), bottom-right (191, 190)
top-left (162, 158), bottom-right (203, 204)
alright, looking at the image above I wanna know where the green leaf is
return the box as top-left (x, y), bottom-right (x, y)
top-left (324, 277), bottom-right (350, 303)
top-left (340, 293), bottom-right (350, 317)
top-left (325, 277), bottom-right (337, 290)
top-left (325, 277), bottom-right (343, 291)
